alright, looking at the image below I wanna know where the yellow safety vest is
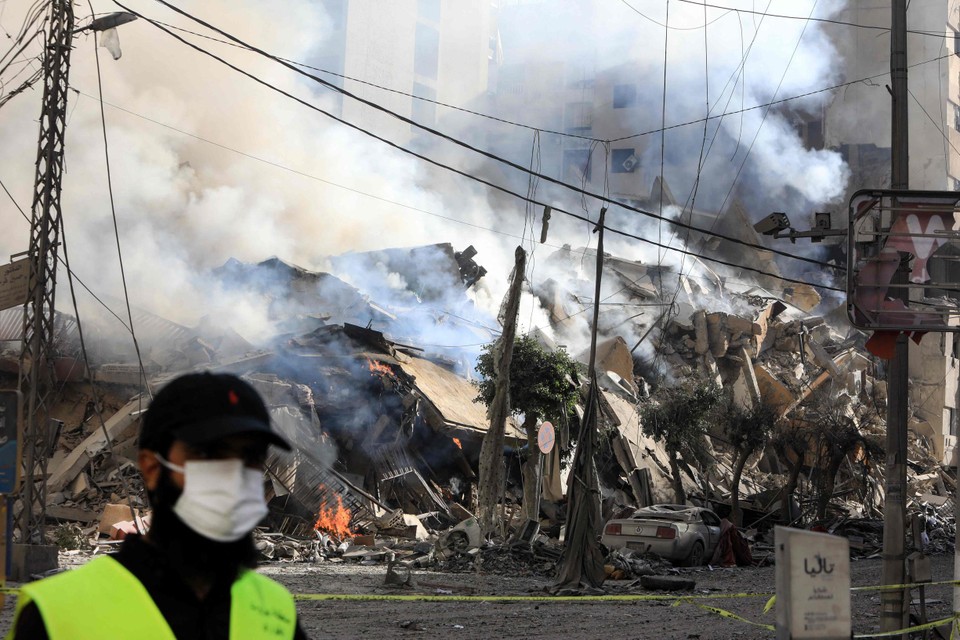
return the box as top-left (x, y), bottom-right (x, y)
top-left (7, 555), bottom-right (297, 639)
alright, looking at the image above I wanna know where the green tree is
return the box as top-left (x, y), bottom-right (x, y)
top-left (475, 334), bottom-right (581, 523)
top-left (719, 400), bottom-right (778, 526)
top-left (638, 378), bottom-right (723, 504)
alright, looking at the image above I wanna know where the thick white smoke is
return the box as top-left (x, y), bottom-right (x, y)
top-left (0, 0), bottom-right (851, 363)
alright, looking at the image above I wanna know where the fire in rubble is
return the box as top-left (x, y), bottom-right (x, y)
top-left (367, 358), bottom-right (393, 377)
top-left (314, 487), bottom-right (353, 540)
top-left (452, 437), bottom-right (462, 450)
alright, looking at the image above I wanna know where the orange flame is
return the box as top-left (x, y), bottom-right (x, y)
top-left (314, 487), bottom-right (353, 540)
top-left (367, 358), bottom-right (393, 377)
top-left (452, 438), bottom-right (462, 450)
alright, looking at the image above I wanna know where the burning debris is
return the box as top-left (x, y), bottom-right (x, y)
top-left (314, 487), bottom-right (353, 541)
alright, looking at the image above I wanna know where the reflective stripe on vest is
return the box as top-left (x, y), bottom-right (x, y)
top-left (8, 555), bottom-right (297, 640)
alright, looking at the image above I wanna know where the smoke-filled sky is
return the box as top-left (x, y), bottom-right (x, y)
top-left (0, 0), bottom-right (854, 357)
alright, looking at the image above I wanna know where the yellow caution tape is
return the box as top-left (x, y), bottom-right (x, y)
top-left (852, 613), bottom-right (958, 638)
top-left (291, 591), bottom-right (772, 603)
top-left (762, 594), bottom-right (776, 615)
top-left (3, 581), bottom-right (957, 638)
top-left (684, 599), bottom-right (776, 632)
top-left (852, 577), bottom-right (960, 592)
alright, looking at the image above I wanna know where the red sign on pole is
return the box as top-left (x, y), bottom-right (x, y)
top-left (537, 422), bottom-right (555, 454)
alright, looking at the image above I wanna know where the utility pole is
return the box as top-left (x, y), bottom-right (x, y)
top-left (14, 0), bottom-right (74, 577)
top-left (880, 0), bottom-right (909, 634)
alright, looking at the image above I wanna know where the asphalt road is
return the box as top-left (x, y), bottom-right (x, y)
top-left (262, 554), bottom-right (959, 639)
top-left (1, 552), bottom-right (958, 639)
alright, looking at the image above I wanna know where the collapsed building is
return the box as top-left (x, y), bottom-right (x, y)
top-left (0, 240), bottom-right (953, 560)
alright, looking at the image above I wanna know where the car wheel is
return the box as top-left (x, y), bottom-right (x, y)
top-left (683, 541), bottom-right (705, 567)
top-left (447, 531), bottom-right (470, 553)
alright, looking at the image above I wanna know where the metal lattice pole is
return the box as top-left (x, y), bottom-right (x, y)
top-left (16, 0), bottom-right (74, 546)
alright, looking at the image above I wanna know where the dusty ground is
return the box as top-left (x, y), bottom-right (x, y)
top-left (1, 551), bottom-right (957, 639)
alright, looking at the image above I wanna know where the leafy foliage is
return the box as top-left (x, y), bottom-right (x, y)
top-left (718, 398), bottom-right (779, 524)
top-left (720, 399), bottom-right (778, 457)
top-left (474, 334), bottom-right (581, 427)
top-left (639, 378), bottom-right (723, 503)
top-left (639, 378), bottom-right (724, 469)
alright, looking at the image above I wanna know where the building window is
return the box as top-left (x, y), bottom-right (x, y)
top-left (953, 102), bottom-right (960, 132)
top-left (415, 24), bottom-right (440, 80)
top-left (953, 176), bottom-right (960, 191)
top-left (955, 29), bottom-right (960, 56)
top-left (564, 101), bottom-right (593, 133)
top-left (418, 0), bottom-right (441, 23)
top-left (795, 118), bottom-right (824, 150)
top-left (565, 62), bottom-right (595, 89)
top-left (412, 82), bottom-right (437, 126)
top-left (949, 407), bottom-right (957, 436)
top-left (611, 148), bottom-right (638, 173)
top-left (497, 64), bottom-right (523, 95)
top-left (563, 148), bottom-right (592, 182)
top-left (613, 84), bottom-right (637, 109)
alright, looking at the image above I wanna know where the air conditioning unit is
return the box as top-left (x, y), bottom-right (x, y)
top-left (621, 154), bottom-right (639, 173)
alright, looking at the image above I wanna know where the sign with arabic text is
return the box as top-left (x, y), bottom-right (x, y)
top-left (0, 258), bottom-right (29, 312)
top-left (775, 526), bottom-right (851, 639)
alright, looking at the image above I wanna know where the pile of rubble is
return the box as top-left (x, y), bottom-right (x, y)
top-left (1, 240), bottom-right (956, 574)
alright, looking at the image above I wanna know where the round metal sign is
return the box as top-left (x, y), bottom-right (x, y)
top-left (537, 422), bottom-right (555, 454)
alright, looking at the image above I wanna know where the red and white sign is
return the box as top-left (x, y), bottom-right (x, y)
top-left (537, 422), bottom-right (555, 454)
top-left (848, 189), bottom-right (960, 335)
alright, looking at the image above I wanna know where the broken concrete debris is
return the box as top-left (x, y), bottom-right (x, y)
top-left (4, 241), bottom-right (956, 584)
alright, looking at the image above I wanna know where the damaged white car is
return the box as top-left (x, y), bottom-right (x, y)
top-left (600, 504), bottom-right (723, 566)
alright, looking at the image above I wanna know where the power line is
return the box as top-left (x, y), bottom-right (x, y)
top-left (909, 88), bottom-right (960, 160)
top-left (610, 50), bottom-right (959, 143)
top-left (131, 0), bottom-right (957, 189)
top-left (71, 86), bottom-right (845, 298)
top-left (617, 0), bottom-right (733, 30)
top-left (128, 16), bottom-right (604, 143)
top-left (119, 0), bottom-right (842, 274)
top-left (70, 87), bottom-right (533, 242)
top-left (87, 29), bottom-right (151, 397)
top-left (122, 7), bottom-right (952, 154)
top-left (1, 174), bottom-right (135, 331)
top-left (675, 0), bottom-right (955, 38)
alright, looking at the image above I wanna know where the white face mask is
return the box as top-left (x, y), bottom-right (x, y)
top-left (156, 455), bottom-right (268, 543)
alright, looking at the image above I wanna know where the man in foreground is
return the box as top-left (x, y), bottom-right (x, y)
top-left (8, 371), bottom-right (310, 639)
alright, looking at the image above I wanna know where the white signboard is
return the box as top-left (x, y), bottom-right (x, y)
top-left (0, 259), bottom-right (29, 312)
top-left (775, 526), bottom-right (851, 639)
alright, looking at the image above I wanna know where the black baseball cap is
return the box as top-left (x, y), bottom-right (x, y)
top-left (140, 372), bottom-right (291, 452)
